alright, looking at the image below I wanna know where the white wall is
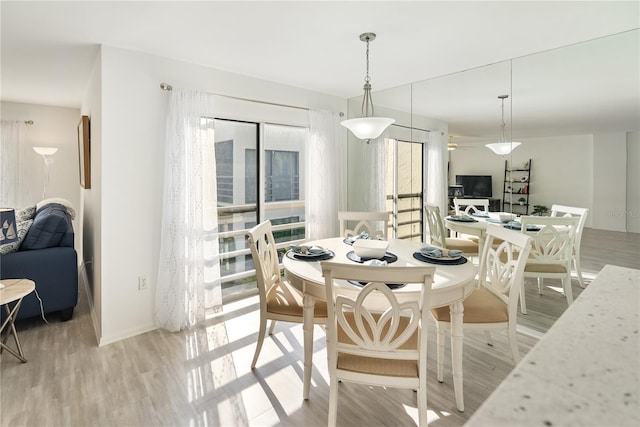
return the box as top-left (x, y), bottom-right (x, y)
top-left (593, 132), bottom-right (627, 232)
top-left (0, 102), bottom-right (81, 244)
top-left (509, 135), bottom-right (594, 225)
top-left (80, 49), bottom-right (102, 342)
top-left (626, 132), bottom-right (640, 233)
top-left (92, 46), bottom-right (345, 345)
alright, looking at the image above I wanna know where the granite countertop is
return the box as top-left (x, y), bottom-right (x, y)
top-left (466, 264), bottom-right (640, 427)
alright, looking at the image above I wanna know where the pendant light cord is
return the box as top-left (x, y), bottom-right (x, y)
top-left (499, 94), bottom-right (508, 143)
top-left (361, 34), bottom-right (374, 118)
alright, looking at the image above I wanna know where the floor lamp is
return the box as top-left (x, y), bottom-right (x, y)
top-left (33, 146), bottom-right (58, 199)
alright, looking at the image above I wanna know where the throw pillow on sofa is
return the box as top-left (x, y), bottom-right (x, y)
top-left (16, 205), bottom-right (36, 222)
top-left (21, 203), bottom-right (72, 251)
top-left (0, 218), bottom-right (33, 254)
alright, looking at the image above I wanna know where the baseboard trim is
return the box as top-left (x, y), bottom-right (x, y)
top-left (516, 324), bottom-right (545, 340)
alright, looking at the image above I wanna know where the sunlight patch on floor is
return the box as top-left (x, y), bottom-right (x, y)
top-left (429, 408), bottom-right (452, 423)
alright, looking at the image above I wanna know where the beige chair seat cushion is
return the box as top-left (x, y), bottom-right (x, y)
top-left (336, 312), bottom-right (419, 377)
top-left (468, 235), bottom-right (506, 251)
top-left (524, 263), bottom-right (568, 274)
top-left (445, 237), bottom-right (479, 253)
top-left (430, 288), bottom-right (508, 323)
top-left (267, 280), bottom-right (328, 317)
top-left (499, 251), bottom-right (567, 275)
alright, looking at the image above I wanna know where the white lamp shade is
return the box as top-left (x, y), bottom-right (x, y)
top-left (485, 142), bottom-right (521, 155)
top-left (33, 146), bottom-right (58, 156)
top-left (341, 117), bottom-right (395, 140)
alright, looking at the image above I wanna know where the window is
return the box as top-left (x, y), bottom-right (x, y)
top-left (265, 150), bottom-right (299, 202)
top-left (216, 140), bottom-right (234, 204)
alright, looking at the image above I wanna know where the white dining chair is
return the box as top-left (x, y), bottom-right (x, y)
top-left (550, 204), bottom-right (589, 288)
top-left (246, 220), bottom-right (327, 369)
top-left (431, 224), bottom-right (532, 381)
top-left (519, 215), bottom-right (579, 314)
top-left (452, 198), bottom-right (493, 240)
top-left (321, 261), bottom-right (435, 427)
top-left (453, 198), bottom-right (490, 215)
top-left (338, 211), bottom-right (390, 239)
top-left (424, 203), bottom-right (479, 257)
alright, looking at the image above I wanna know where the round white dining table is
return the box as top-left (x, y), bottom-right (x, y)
top-left (282, 237), bottom-right (477, 411)
top-left (445, 215), bottom-right (494, 254)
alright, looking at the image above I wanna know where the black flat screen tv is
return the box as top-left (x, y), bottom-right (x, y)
top-left (455, 175), bottom-right (492, 198)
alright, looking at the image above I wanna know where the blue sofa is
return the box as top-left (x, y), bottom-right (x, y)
top-left (0, 202), bottom-right (78, 321)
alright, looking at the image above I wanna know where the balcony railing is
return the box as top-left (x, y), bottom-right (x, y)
top-left (388, 192), bottom-right (423, 240)
top-left (216, 201), bottom-right (306, 300)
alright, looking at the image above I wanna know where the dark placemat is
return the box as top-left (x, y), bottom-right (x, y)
top-left (285, 250), bottom-right (335, 262)
top-left (412, 252), bottom-right (468, 265)
top-left (446, 216), bottom-right (478, 223)
top-left (503, 224), bottom-right (541, 231)
top-left (346, 251), bottom-right (398, 264)
top-left (347, 280), bottom-right (406, 290)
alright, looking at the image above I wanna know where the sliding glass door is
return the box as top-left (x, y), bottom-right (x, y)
top-left (214, 119), bottom-right (307, 300)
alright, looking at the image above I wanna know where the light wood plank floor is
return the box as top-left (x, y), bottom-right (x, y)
top-left (1, 228), bottom-right (637, 426)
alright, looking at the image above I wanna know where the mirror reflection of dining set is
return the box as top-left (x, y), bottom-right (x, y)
top-left (245, 203), bottom-right (588, 425)
top-left (443, 200), bottom-right (588, 313)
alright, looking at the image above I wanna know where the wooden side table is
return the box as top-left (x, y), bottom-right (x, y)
top-left (0, 278), bottom-right (35, 362)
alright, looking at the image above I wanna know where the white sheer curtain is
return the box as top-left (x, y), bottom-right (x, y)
top-left (156, 88), bottom-right (222, 332)
top-left (0, 121), bottom-right (25, 207)
top-left (306, 110), bottom-right (342, 239)
top-left (424, 131), bottom-right (447, 215)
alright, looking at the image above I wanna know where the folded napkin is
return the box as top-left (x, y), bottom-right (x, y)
top-left (471, 212), bottom-right (489, 218)
top-left (290, 245), bottom-right (325, 255)
top-left (345, 231), bottom-right (374, 244)
top-left (364, 259), bottom-right (387, 266)
top-left (420, 246), bottom-right (463, 258)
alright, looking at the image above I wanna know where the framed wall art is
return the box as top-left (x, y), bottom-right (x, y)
top-left (77, 115), bottom-right (91, 189)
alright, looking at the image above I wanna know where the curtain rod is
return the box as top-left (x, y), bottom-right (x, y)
top-left (160, 82), bottom-right (344, 117)
top-left (391, 122), bottom-right (443, 135)
top-left (4, 120), bottom-right (34, 125)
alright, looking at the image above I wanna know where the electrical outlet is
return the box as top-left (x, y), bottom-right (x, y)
top-left (138, 276), bottom-right (148, 290)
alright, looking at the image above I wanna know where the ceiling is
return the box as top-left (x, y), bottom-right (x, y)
top-left (2, 1), bottom-right (639, 139)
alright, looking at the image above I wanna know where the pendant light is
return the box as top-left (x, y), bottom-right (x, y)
top-left (341, 33), bottom-right (395, 142)
top-left (486, 95), bottom-right (521, 155)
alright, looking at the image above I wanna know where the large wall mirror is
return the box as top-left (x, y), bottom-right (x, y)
top-left (347, 29), bottom-right (639, 334)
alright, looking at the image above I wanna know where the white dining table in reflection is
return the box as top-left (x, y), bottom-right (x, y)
top-left (445, 215), bottom-right (494, 254)
top-left (282, 237), bottom-right (477, 412)
top-left (445, 214), bottom-right (562, 256)
top-left (445, 213), bottom-right (527, 254)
